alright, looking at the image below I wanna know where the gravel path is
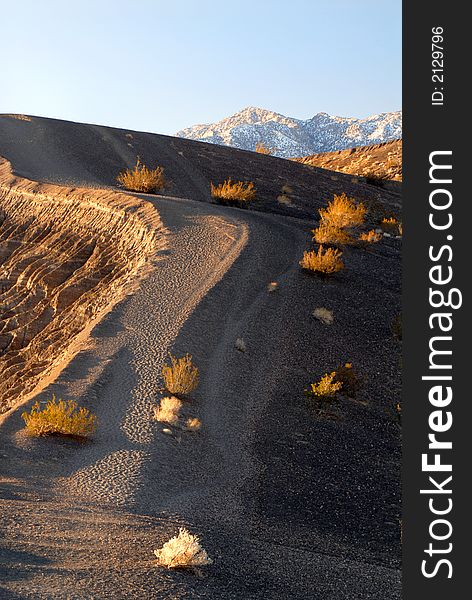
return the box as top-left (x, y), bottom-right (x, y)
top-left (0, 115), bottom-right (401, 599)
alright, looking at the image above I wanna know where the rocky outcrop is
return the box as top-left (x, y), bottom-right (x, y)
top-left (0, 157), bottom-right (164, 413)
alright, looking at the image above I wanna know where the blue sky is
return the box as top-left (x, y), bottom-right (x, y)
top-left (0, 0), bottom-right (401, 135)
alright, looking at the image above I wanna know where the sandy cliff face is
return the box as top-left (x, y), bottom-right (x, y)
top-left (0, 157), bottom-right (164, 413)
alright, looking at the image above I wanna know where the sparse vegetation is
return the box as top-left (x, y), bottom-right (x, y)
top-left (154, 528), bottom-right (213, 569)
top-left (117, 158), bottom-right (166, 193)
top-left (277, 183), bottom-right (294, 207)
top-left (185, 417), bottom-right (202, 432)
top-left (300, 246), bottom-right (344, 275)
top-left (359, 229), bottom-right (382, 243)
top-left (381, 217), bottom-right (401, 236)
top-left (313, 307), bottom-right (334, 325)
top-left (319, 193), bottom-right (366, 229)
top-left (312, 223), bottom-right (352, 246)
top-left (162, 354), bottom-right (199, 397)
top-left (312, 193), bottom-right (366, 247)
top-left (255, 142), bottom-right (275, 155)
top-left (305, 372), bottom-right (343, 415)
top-left (306, 372), bottom-right (342, 400)
top-left (22, 397), bottom-right (97, 438)
top-left (153, 396), bottom-right (182, 425)
top-left (210, 179), bottom-right (256, 205)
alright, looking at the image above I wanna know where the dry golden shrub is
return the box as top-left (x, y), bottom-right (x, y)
top-left (319, 193), bottom-right (366, 229)
top-left (154, 528), bottom-right (213, 569)
top-left (305, 372), bottom-right (343, 415)
top-left (381, 217), bottom-right (401, 235)
top-left (312, 223), bottom-right (352, 246)
top-left (22, 397), bottom-right (97, 438)
top-left (117, 158), bottom-right (166, 193)
top-left (281, 184), bottom-right (293, 195)
top-left (185, 417), bottom-right (202, 432)
top-left (210, 179), bottom-right (256, 204)
top-left (162, 354), bottom-right (199, 396)
top-left (255, 142), bottom-right (275, 155)
top-left (153, 396), bottom-right (182, 424)
top-left (306, 372), bottom-right (342, 399)
top-left (359, 229), bottom-right (382, 243)
top-left (299, 246), bottom-right (344, 275)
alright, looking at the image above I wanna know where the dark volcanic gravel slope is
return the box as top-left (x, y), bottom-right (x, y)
top-left (0, 114), bottom-right (401, 221)
top-left (0, 115), bottom-right (401, 599)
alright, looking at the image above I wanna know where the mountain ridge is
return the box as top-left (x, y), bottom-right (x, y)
top-left (176, 106), bottom-right (402, 158)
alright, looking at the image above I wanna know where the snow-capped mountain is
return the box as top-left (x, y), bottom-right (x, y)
top-left (176, 106), bottom-right (402, 158)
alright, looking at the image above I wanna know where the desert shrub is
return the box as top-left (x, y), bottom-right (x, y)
top-left (312, 223), bottom-right (352, 246)
top-left (305, 372), bottom-right (342, 415)
top-left (185, 417), bottom-right (202, 432)
top-left (319, 193), bottom-right (366, 229)
top-left (117, 158), bottom-right (166, 193)
top-left (154, 528), bottom-right (213, 569)
top-left (333, 363), bottom-right (362, 397)
top-left (381, 217), bottom-right (401, 235)
top-left (153, 396), bottom-right (182, 424)
top-left (299, 246), bottom-right (344, 275)
top-left (210, 179), bottom-right (255, 205)
top-left (162, 354), bottom-right (199, 397)
top-left (359, 229), bottom-right (382, 243)
top-left (255, 142), bottom-right (275, 155)
top-left (22, 397), bottom-right (97, 438)
top-left (281, 184), bottom-right (293, 195)
top-left (306, 372), bottom-right (342, 400)
top-left (313, 307), bottom-right (334, 325)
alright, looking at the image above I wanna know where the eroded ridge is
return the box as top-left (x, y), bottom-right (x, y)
top-left (0, 157), bottom-right (164, 413)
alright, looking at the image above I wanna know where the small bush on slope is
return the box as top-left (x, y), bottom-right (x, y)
top-left (319, 193), bottom-right (366, 229)
top-left (185, 417), bottom-right (202, 432)
top-left (210, 179), bottom-right (256, 205)
top-left (22, 397), bottom-right (97, 438)
top-left (312, 222), bottom-right (352, 246)
top-left (299, 246), bottom-right (344, 275)
top-left (305, 372), bottom-right (343, 415)
top-left (153, 396), bottom-right (182, 424)
top-left (381, 217), bottom-right (402, 236)
top-left (306, 372), bottom-right (342, 400)
top-left (117, 158), bottom-right (166, 193)
top-left (359, 229), bottom-right (382, 243)
top-left (154, 528), bottom-right (213, 569)
top-left (162, 354), bottom-right (199, 397)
